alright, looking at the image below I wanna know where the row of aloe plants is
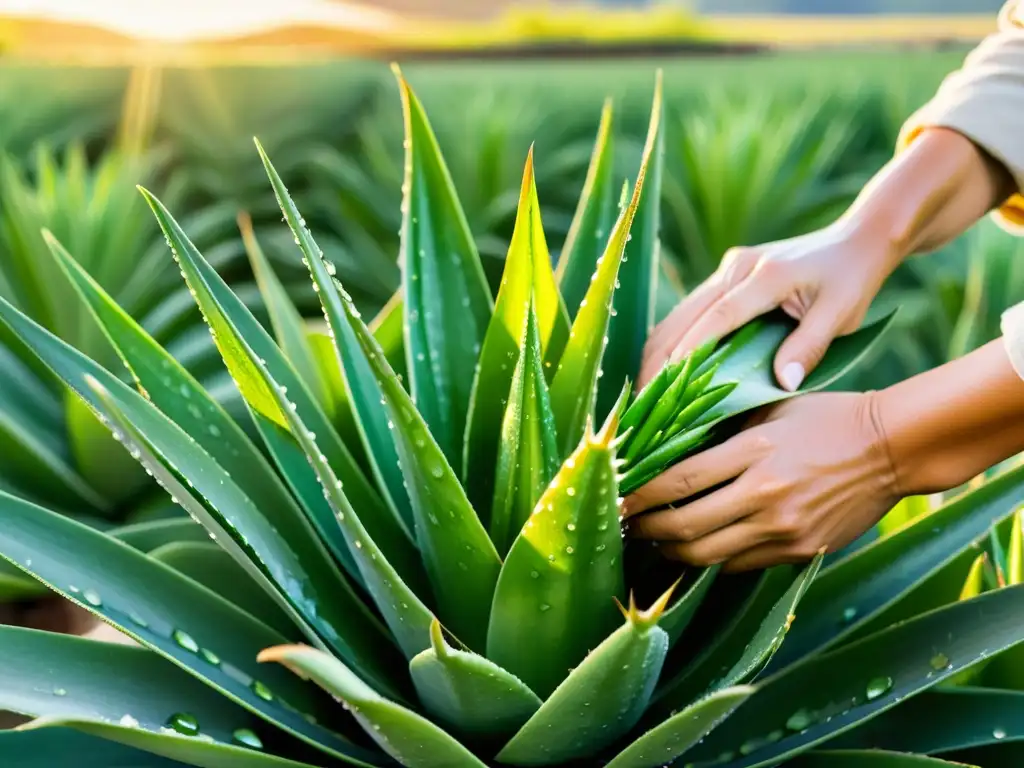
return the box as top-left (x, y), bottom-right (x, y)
top-left (0, 67), bottom-right (1021, 768)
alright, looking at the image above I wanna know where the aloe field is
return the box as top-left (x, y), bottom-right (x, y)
top-left (0, 46), bottom-right (1023, 768)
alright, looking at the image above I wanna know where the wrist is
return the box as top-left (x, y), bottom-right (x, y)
top-left (873, 341), bottom-right (1024, 496)
top-left (837, 128), bottom-right (1004, 271)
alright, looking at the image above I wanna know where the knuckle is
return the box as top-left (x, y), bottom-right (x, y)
top-left (770, 508), bottom-right (805, 539)
top-left (752, 257), bottom-right (785, 281)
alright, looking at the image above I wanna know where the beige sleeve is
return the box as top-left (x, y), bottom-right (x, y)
top-left (898, 3), bottom-right (1024, 380)
top-left (897, 4), bottom-right (1024, 232)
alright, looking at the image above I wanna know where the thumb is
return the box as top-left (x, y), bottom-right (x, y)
top-left (773, 301), bottom-right (846, 392)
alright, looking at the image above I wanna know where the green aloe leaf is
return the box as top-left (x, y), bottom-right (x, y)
top-left (496, 588), bottom-right (674, 765)
top-left (772, 463), bottom-right (1024, 671)
top-left (619, 311), bottom-right (895, 494)
top-left (598, 71), bottom-right (664, 419)
top-left (409, 619), bottom-right (541, 741)
top-left (256, 148), bottom-right (501, 650)
top-left (255, 354), bottom-right (437, 661)
top-left (659, 565), bottom-right (719, 645)
top-left (549, 79), bottom-right (661, 456)
top-left (260, 645), bottom-right (488, 768)
top-left (679, 585), bottom-right (1024, 768)
top-left (0, 728), bottom-right (184, 768)
top-left (787, 752), bottom-right (978, 767)
top-left (1009, 509), bottom-right (1023, 585)
top-left (0, 400), bottom-right (108, 514)
top-left (43, 231), bottom-right (368, 590)
top-left (487, 410), bottom-right (625, 698)
top-left (111, 519), bottom-right (208, 552)
top-left (714, 552), bottom-right (825, 690)
top-left (139, 187), bottom-right (422, 593)
top-left (621, 343), bottom-right (713, 463)
top-left (463, 150), bottom-right (570, 519)
top-left (0, 491), bottom-right (368, 762)
top-left (394, 68), bottom-right (493, 469)
top-left (651, 566), bottom-right (798, 718)
top-left (489, 300), bottom-right (560, 555)
top-left (0, 626), bottom-right (340, 768)
top-left (148, 542), bottom-right (294, 637)
top-left (604, 685), bottom-right (754, 768)
top-left (253, 142), bottom-right (413, 538)
top-left (239, 211), bottom-right (330, 415)
top-left (29, 720), bottom-right (337, 768)
top-left (833, 687), bottom-right (1024, 755)
top-left (0, 297), bottom-right (402, 699)
top-left (0, 559), bottom-right (49, 601)
top-left (556, 98), bottom-right (616, 320)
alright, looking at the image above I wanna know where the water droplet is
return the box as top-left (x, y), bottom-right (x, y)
top-left (530, 571), bottom-right (540, 579)
top-left (232, 728), bottom-right (264, 749)
top-left (251, 680), bottom-right (274, 701)
top-left (841, 606), bottom-right (858, 624)
top-left (994, 728), bottom-right (1007, 739)
top-left (929, 652), bottom-right (950, 671)
top-left (566, 546), bottom-right (575, 554)
top-left (200, 648), bottom-right (221, 666)
top-left (539, 604), bottom-right (551, 612)
top-left (786, 708), bottom-right (814, 731)
top-left (119, 714), bottom-right (139, 728)
top-left (165, 712), bottom-right (200, 736)
top-left (209, 424), bottom-right (221, 438)
top-left (53, 687), bottom-right (67, 697)
top-left (865, 675), bottom-right (893, 701)
top-left (172, 629), bottom-right (199, 654)
top-left (82, 588), bottom-right (102, 607)
top-left (430, 466), bottom-right (444, 479)
top-left (566, 487), bottom-right (576, 497)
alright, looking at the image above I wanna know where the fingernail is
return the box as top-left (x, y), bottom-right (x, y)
top-left (779, 361), bottom-right (805, 392)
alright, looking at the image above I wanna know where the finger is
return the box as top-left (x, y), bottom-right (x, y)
top-left (659, 520), bottom-right (773, 567)
top-left (638, 246), bottom-right (761, 387)
top-left (623, 429), bottom-right (767, 517)
top-left (629, 475), bottom-right (761, 542)
top-left (668, 275), bottom-right (786, 365)
top-left (773, 297), bottom-right (850, 392)
top-left (637, 278), bottom-right (726, 387)
top-left (723, 541), bottom-right (828, 573)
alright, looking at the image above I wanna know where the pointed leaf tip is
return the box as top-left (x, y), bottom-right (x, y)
top-left (256, 644), bottom-right (306, 665)
top-left (429, 619), bottom-right (450, 659)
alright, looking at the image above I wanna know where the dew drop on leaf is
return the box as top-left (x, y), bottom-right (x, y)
top-left (232, 728), bottom-right (264, 749)
top-left (251, 680), bottom-right (274, 701)
top-left (865, 675), bottom-right (893, 701)
top-left (165, 712), bottom-right (200, 736)
top-left (172, 629), bottom-right (199, 654)
top-left (929, 652), bottom-right (950, 671)
top-left (785, 708), bottom-right (814, 731)
top-left (82, 588), bottom-right (102, 607)
top-left (200, 648), bottom-right (221, 666)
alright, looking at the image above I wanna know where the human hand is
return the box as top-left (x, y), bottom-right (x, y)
top-left (622, 392), bottom-right (899, 573)
top-left (638, 221), bottom-right (899, 392)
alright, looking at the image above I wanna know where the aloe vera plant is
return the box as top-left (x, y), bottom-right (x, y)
top-left (0, 68), bottom-right (1022, 768)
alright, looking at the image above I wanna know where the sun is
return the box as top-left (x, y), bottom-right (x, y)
top-left (0, 0), bottom-right (397, 42)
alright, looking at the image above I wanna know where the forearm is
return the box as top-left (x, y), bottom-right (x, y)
top-left (837, 128), bottom-right (1015, 267)
top-left (874, 340), bottom-right (1024, 496)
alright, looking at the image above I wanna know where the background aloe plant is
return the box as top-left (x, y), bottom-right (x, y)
top-left (0, 68), bottom-right (1021, 768)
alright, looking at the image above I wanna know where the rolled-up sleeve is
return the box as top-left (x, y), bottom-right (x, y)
top-left (898, 1), bottom-right (1024, 380)
top-left (897, 2), bottom-right (1024, 232)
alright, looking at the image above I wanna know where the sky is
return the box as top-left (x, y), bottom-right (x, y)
top-left (0, 0), bottom-right (398, 41)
